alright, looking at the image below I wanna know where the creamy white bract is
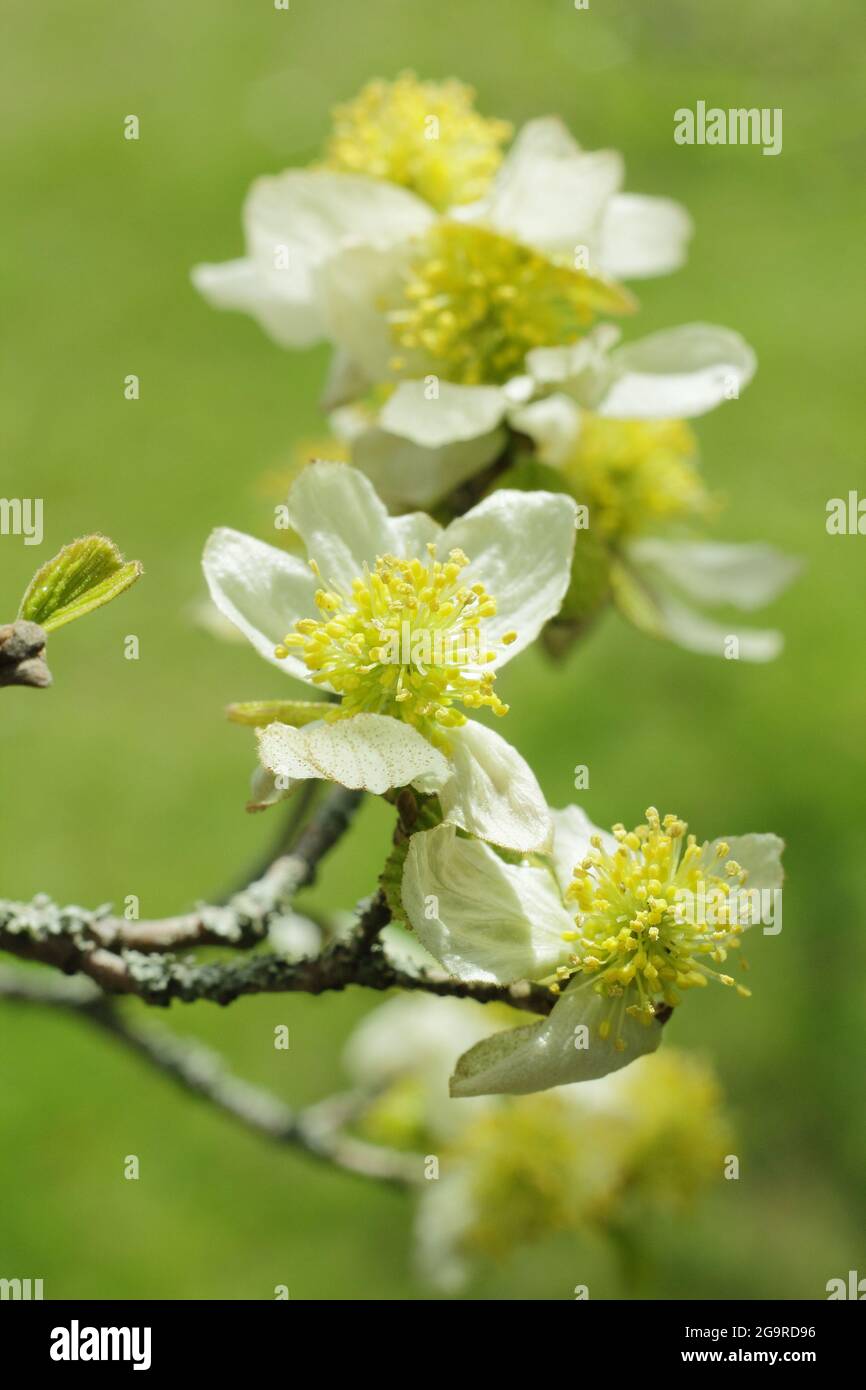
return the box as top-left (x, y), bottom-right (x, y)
top-left (203, 461), bottom-right (577, 853)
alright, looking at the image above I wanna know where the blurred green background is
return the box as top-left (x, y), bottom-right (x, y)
top-left (2, 0), bottom-right (864, 1299)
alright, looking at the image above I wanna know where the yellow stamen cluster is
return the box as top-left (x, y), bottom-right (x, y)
top-left (322, 72), bottom-right (512, 211)
top-left (457, 1096), bottom-right (589, 1258)
top-left (388, 222), bottom-right (634, 386)
top-left (557, 808), bottom-right (751, 1050)
top-left (561, 415), bottom-right (710, 540)
top-left (275, 545), bottom-right (515, 748)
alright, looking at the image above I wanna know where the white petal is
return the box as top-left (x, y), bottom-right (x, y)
top-left (413, 1171), bottom-right (476, 1292)
top-left (668, 602), bottom-right (784, 661)
top-left (704, 833), bottom-right (785, 892)
top-left (190, 257), bottom-right (326, 349)
top-left (501, 115), bottom-right (583, 164)
top-left (629, 585), bottom-right (784, 662)
top-left (236, 169), bottom-right (430, 357)
top-left (347, 996), bottom-right (498, 1157)
top-left (379, 380), bottom-right (507, 449)
top-left (246, 169), bottom-right (429, 279)
top-left (387, 509), bottom-right (443, 557)
top-left (508, 394), bottom-right (582, 467)
top-left (626, 538), bottom-right (801, 611)
top-left (450, 976), bottom-right (663, 1097)
top-left (439, 721), bottom-right (552, 853)
top-left (202, 527), bottom-right (317, 678)
top-left (287, 461), bottom-right (392, 592)
top-left (199, 170), bottom-right (426, 351)
top-left (257, 715), bottom-right (450, 795)
top-left (320, 241), bottom-right (409, 381)
top-left (479, 118), bottom-right (623, 259)
top-left (402, 823), bottom-right (574, 984)
top-left (439, 490), bottom-right (577, 660)
top-left (345, 993), bottom-right (500, 1089)
top-left (350, 422), bottom-right (507, 508)
top-left (328, 400), bottom-right (374, 445)
top-left (191, 258), bottom-right (257, 312)
top-left (599, 193), bottom-right (693, 279)
top-left (320, 348), bottom-right (373, 412)
top-left (526, 323), bottom-right (621, 387)
top-left (549, 806), bottom-right (617, 897)
top-left (617, 541), bottom-right (795, 662)
top-left (594, 324), bottom-right (757, 418)
top-left (246, 170), bottom-right (432, 255)
top-left (501, 374), bottom-right (535, 405)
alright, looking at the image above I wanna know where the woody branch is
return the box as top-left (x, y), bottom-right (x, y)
top-left (0, 784), bottom-right (556, 1017)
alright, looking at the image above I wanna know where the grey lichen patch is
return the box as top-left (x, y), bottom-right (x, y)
top-left (194, 904), bottom-right (247, 945)
top-left (0, 894), bottom-right (109, 948)
top-left (123, 950), bottom-right (189, 1003)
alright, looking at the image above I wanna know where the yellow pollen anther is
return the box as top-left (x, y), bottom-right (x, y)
top-left (321, 72), bottom-right (513, 211)
top-left (557, 414), bottom-right (710, 541)
top-left (387, 221), bottom-right (633, 387)
top-left (275, 548), bottom-right (515, 750)
top-left (558, 809), bottom-right (754, 1044)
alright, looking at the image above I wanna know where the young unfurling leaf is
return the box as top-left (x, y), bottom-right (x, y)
top-left (18, 535), bottom-right (143, 633)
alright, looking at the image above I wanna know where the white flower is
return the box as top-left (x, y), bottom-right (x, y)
top-left (345, 994), bottom-right (501, 1142)
top-left (317, 122), bottom-right (745, 470)
top-left (515, 392), bottom-right (801, 661)
top-left (191, 171), bottom-right (432, 350)
top-left (202, 461), bottom-right (577, 852)
top-left (612, 535), bottom-right (802, 661)
top-left (400, 805), bottom-right (784, 1096)
top-left (191, 115), bottom-right (687, 351)
top-left (413, 1046), bottom-right (733, 1290)
top-left (191, 117), bottom-right (712, 473)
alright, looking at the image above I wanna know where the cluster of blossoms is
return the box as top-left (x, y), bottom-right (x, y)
top-left (343, 994), bottom-right (734, 1291)
top-left (194, 74), bottom-right (789, 1133)
top-left (194, 71), bottom-right (798, 661)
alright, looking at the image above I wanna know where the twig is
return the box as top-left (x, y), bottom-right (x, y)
top-left (214, 779), bottom-right (320, 904)
top-left (0, 620), bottom-right (51, 689)
top-left (0, 966), bottom-right (419, 1186)
top-left (353, 888), bottom-right (390, 955)
top-left (0, 778), bottom-right (554, 1016)
top-left (0, 892), bottom-right (555, 1015)
top-left (0, 785), bottom-right (362, 965)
